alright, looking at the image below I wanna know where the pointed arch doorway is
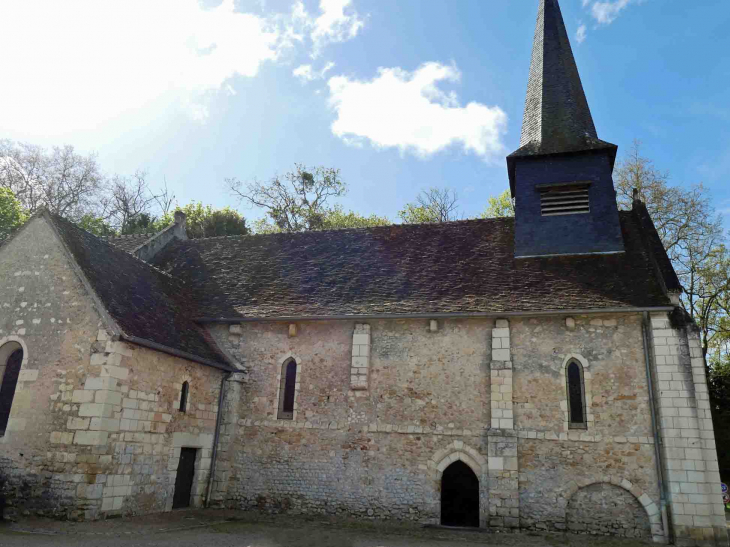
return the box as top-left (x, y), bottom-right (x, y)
top-left (441, 460), bottom-right (479, 527)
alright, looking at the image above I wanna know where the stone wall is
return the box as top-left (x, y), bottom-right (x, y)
top-left (0, 218), bottom-right (225, 520)
top-left (649, 313), bottom-right (728, 545)
top-left (510, 313), bottom-right (662, 538)
top-left (511, 314), bottom-right (653, 437)
top-left (210, 318), bottom-right (492, 524)
top-left (209, 314), bottom-right (672, 539)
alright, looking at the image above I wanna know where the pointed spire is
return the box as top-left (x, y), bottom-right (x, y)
top-left (519, 0), bottom-right (601, 153)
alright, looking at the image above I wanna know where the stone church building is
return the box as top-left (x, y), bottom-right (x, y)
top-left (0, 0), bottom-right (726, 545)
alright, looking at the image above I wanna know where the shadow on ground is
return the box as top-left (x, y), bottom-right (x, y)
top-left (0, 509), bottom-right (667, 547)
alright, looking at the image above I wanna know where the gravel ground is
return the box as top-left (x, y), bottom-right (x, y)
top-left (0, 510), bottom-right (665, 547)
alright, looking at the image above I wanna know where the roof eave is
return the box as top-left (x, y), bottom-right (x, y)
top-left (120, 334), bottom-right (237, 372)
top-left (507, 142), bottom-right (618, 196)
top-left (194, 306), bottom-right (676, 324)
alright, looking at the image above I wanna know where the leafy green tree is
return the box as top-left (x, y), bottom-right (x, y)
top-left (252, 205), bottom-right (390, 234)
top-left (77, 214), bottom-right (115, 236)
top-left (398, 188), bottom-right (460, 224)
top-left (481, 189), bottom-right (515, 218)
top-left (121, 212), bottom-right (160, 235)
top-left (320, 205), bottom-right (390, 230)
top-left (0, 187), bottom-right (27, 240)
top-left (226, 165), bottom-right (346, 232)
top-left (708, 355), bottom-right (730, 482)
top-left (158, 203), bottom-right (248, 239)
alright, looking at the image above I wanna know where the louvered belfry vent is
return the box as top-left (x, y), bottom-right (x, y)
top-left (539, 183), bottom-right (590, 216)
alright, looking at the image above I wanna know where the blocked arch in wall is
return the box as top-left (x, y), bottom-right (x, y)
top-left (559, 477), bottom-right (662, 541)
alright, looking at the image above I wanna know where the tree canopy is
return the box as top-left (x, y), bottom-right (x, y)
top-left (0, 187), bottom-right (27, 240)
top-left (398, 187), bottom-right (460, 224)
top-left (227, 164), bottom-right (391, 233)
top-left (481, 189), bottom-right (515, 218)
top-left (158, 203), bottom-right (249, 239)
top-left (226, 165), bottom-right (347, 233)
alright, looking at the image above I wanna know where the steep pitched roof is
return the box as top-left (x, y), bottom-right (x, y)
top-left (44, 212), bottom-right (232, 369)
top-left (150, 210), bottom-right (673, 320)
top-left (508, 0), bottom-right (617, 189)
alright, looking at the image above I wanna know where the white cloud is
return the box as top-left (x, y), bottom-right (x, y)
top-left (311, 0), bottom-right (365, 58)
top-left (0, 0), bottom-right (363, 134)
top-left (576, 24), bottom-right (588, 44)
top-left (327, 63), bottom-right (508, 162)
top-left (589, 0), bottom-right (632, 25)
top-left (293, 62), bottom-right (336, 83)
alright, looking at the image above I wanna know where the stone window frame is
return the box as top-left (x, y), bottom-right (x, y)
top-left (565, 360), bottom-right (587, 429)
top-left (274, 352), bottom-right (302, 421)
top-left (175, 376), bottom-right (193, 413)
top-left (0, 336), bottom-right (29, 440)
top-left (559, 354), bottom-right (594, 431)
top-left (179, 381), bottom-right (189, 413)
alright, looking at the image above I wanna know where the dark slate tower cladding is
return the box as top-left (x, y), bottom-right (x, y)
top-left (508, 0), bottom-right (624, 257)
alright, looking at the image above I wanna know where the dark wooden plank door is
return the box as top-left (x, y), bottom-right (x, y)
top-left (172, 448), bottom-right (197, 509)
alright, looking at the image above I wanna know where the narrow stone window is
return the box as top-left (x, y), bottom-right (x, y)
top-left (566, 360), bottom-right (587, 428)
top-left (0, 345), bottom-right (23, 435)
top-left (277, 359), bottom-right (297, 420)
top-left (179, 381), bottom-right (189, 413)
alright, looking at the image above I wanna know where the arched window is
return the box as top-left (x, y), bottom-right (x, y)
top-left (566, 360), bottom-right (586, 428)
top-left (179, 381), bottom-right (189, 413)
top-left (0, 343), bottom-right (23, 435)
top-left (278, 359), bottom-right (297, 420)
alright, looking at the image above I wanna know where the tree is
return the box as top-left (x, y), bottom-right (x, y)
top-left (677, 243), bottom-right (730, 359)
top-left (398, 187), bottom-right (460, 224)
top-left (708, 355), bottom-right (730, 482)
top-left (320, 205), bottom-right (390, 230)
top-left (615, 141), bottom-right (727, 360)
top-left (0, 140), bottom-right (105, 220)
top-left (100, 171), bottom-right (166, 235)
top-left (614, 140), bottom-right (722, 260)
top-left (0, 187), bottom-right (27, 240)
top-left (251, 205), bottom-right (390, 234)
top-left (481, 189), bottom-right (515, 218)
top-left (226, 165), bottom-right (346, 233)
top-left (157, 202), bottom-right (249, 239)
top-left (77, 214), bottom-right (115, 237)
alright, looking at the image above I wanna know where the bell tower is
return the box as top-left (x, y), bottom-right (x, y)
top-left (508, 0), bottom-right (624, 258)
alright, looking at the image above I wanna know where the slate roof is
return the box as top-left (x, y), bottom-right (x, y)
top-left (45, 212), bottom-right (232, 369)
top-left (150, 208), bottom-right (673, 320)
top-left (519, 0), bottom-right (597, 149)
top-left (508, 0), bottom-right (617, 191)
top-left (103, 232), bottom-right (155, 253)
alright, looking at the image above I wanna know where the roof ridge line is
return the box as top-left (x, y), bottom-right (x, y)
top-left (184, 217), bottom-right (513, 242)
top-left (47, 212), bottom-right (185, 286)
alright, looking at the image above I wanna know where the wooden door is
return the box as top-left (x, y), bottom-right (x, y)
top-left (172, 448), bottom-right (197, 509)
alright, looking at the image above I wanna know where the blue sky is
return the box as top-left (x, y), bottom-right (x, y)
top-left (1, 0), bottom-right (729, 224)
